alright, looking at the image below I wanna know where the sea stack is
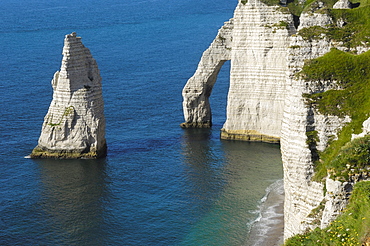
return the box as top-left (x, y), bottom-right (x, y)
top-left (31, 32), bottom-right (107, 159)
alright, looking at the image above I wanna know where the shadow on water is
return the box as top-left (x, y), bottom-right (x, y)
top-left (32, 158), bottom-right (110, 246)
top-left (180, 127), bottom-right (226, 209)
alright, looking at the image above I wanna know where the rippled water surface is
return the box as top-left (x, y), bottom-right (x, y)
top-left (0, 0), bottom-right (283, 245)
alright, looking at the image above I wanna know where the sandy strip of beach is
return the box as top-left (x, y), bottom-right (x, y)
top-left (246, 180), bottom-right (285, 246)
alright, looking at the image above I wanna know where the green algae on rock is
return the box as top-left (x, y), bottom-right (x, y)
top-left (30, 32), bottom-right (106, 159)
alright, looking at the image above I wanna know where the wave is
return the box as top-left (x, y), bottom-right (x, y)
top-left (246, 179), bottom-right (285, 246)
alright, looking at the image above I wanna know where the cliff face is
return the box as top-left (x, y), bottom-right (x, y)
top-left (31, 32), bottom-right (106, 159)
top-left (282, 0), bottom-right (370, 237)
top-left (182, 0), bottom-right (295, 142)
top-left (281, 26), bottom-right (335, 238)
top-left (182, 0), bottom-right (370, 241)
top-left (222, 0), bottom-right (295, 142)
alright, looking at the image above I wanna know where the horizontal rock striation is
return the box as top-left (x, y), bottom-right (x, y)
top-left (282, 35), bottom-right (332, 238)
top-left (31, 32), bottom-right (106, 159)
top-left (221, 0), bottom-right (295, 142)
top-left (182, 0), bottom-right (370, 241)
top-left (282, 1), bottom-right (370, 237)
top-left (182, 0), bottom-right (295, 141)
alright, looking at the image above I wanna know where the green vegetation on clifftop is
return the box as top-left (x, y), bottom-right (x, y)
top-left (327, 135), bottom-right (370, 181)
top-left (243, 0), bottom-right (370, 45)
top-left (301, 48), bottom-right (370, 181)
top-left (285, 181), bottom-right (370, 245)
top-left (291, 1), bottom-right (370, 243)
top-left (298, 5), bottom-right (370, 49)
top-left (241, 0), bottom-right (370, 243)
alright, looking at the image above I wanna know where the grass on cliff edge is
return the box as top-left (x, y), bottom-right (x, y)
top-left (297, 4), bottom-right (370, 49)
top-left (284, 181), bottom-right (370, 246)
top-left (300, 48), bottom-right (370, 181)
top-left (248, 0), bottom-right (370, 37)
top-left (246, 0), bottom-right (336, 16)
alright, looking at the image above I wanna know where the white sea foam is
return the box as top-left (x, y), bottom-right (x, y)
top-left (246, 179), bottom-right (285, 246)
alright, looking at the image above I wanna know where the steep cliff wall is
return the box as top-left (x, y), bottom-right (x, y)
top-left (182, 0), bottom-right (370, 242)
top-left (182, 0), bottom-right (295, 142)
top-left (282, 24), bottom-right (335, 239)
top-left (31, 32), bottom-right (106, 159)
top-left (221, 0), bottom-right (295, 142)
top-left (283, 0), bottom-right (370, 239)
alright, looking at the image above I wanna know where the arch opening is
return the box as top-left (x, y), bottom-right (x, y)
top-left (209, 60), bottom-right (230, 129)
top-left (180, 18), bottom-right (233, 129)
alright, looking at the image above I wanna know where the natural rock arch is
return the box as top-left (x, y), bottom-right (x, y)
top-left (180, 19), bottom-right (233, 128)
top-left (181, 1), bottom-right (295, 143)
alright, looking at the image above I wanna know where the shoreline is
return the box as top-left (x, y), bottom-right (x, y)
top-left (246, 179), bottom-right (285, 246)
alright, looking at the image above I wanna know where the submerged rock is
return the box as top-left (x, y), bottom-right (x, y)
top-left (31, 32), bottom-right (106, 159)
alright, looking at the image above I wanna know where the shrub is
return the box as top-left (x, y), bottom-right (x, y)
top-left (285, 181), bottom-right (370, 246)
top-left (298, 48), bottom-right (370, 181)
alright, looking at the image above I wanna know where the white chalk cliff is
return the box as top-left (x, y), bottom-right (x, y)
top-left (31, 32), bottom-right (106, 159)
top-left (181, 19), bottom-right (233, 128)
top-left (182, 0), bottom-right (370, 241)
top-left (223, 0), bottom-right (295, 142)
top-left (182, 0), bottom-right (295, 142)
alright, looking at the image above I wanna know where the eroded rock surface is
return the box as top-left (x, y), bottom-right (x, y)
top-left (221, 0), bottom-right (295, 142)
top-left (182, 1), bottom-right (295, 142)
top-left (31, 32), bottom-right (106, 159)
top-left (181, 0), bottom-right (370, 241)
top-left (181, 19), bottom-right (233, 128)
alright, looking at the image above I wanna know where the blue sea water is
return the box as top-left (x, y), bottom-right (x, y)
top-left (0, 0), bottom-right (283, 245)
